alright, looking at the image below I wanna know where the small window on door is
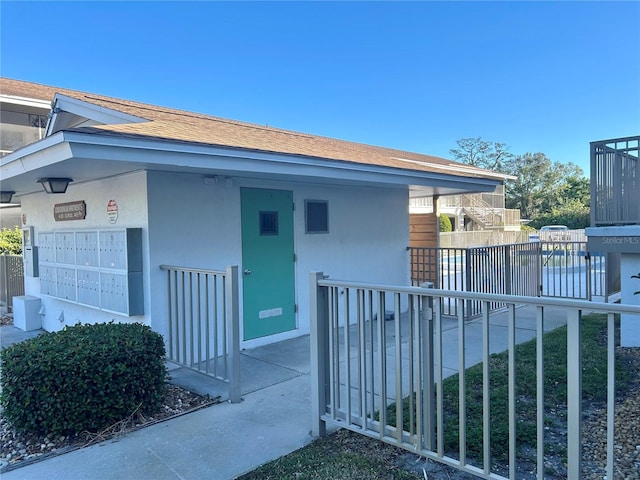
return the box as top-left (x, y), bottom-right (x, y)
top-left (260, 211), bottom-right (279, 235)
top-left (305, 200), bottom-right (328, 234)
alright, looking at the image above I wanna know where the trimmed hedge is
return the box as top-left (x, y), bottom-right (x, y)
top-left (0, 322), bottom-right (167, 436)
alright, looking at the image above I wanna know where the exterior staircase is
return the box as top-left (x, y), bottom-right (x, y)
top-left (461, 193), bottom-right (502, 229)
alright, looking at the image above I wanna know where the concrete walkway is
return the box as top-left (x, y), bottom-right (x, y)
top-left (1, 329), bottom-right (316, 480)
top-left (0, 304), bottom-right (569, 480)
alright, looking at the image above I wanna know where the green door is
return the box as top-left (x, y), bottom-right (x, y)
top-left (240, 188), bottom-right (296, 340)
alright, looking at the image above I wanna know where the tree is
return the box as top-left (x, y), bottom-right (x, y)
top-left (450, 137), bottom-right (589, 223)
top-left (559, 175), bottom-right (590, 207)
top-left (503, 153), bottom-right (586, 220)
top-left (537, 163), bottom-right (586, 214)
top-left (0, 227), bottom-right (22, 254)
top-left (503, 153), bottom-right (554, 220)
top-left (449, 137), bottom-right (514, 172)
top-left (528, 200), bottom-right (590, 230)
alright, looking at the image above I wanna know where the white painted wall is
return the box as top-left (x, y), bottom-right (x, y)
top-left (586, 225), bottom-right (640, 347)
top-left (146, 171), bottom-right (242, 343)
top-left (146, 172), bottom-right (410, 348)
top-left (21, 171), bottom-right (150, 332)
top-left (0, 205), bottom-right (22, 228)
top-left (621, 253), bottom-right (640, 347)
top-left (20, 169), bottom-right (411, 348)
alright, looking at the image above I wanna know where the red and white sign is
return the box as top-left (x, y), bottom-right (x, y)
top-left (107, 199), bottom-right (118, 224)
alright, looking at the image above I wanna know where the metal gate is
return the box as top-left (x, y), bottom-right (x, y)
top-left (409, 241), bottom-right (607, 318)
top-left (0, 254), bottom-right (24, 311)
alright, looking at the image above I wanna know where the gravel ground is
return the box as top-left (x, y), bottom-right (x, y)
top-left (581, 347), bottom-right (640, 480)
top-left (0, 314), bottom-right (220, 473)
top-left (0, 383), bottom-right (220, 473)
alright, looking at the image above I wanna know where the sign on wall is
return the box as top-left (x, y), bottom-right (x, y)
top-left (107, 199), bottom-right (118, 224)
top-left (54, 201), bottom-right (86, 221)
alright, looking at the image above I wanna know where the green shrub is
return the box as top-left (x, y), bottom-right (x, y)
top-left (0, 226), bottom-right (23, 254)
top-left (439, 214), bottom-right (452, 232)
top-left (0, 322), bottom-right (167, 436)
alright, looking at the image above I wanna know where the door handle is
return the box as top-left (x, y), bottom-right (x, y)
top-left (243, 269), bottom-right (251, 275)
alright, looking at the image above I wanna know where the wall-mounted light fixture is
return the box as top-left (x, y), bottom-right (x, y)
top-left (0, 191), bottom-right (15, 203)
top-left (37, 178), bottom-right (72, 194)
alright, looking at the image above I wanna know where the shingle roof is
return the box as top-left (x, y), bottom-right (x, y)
top-left (0, 77), bottom-right (500, 180)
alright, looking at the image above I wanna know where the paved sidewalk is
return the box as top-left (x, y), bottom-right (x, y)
top-left (1, 331), bottom-right (316, 480)
top-left (0, 304), bottom-right (570, 480)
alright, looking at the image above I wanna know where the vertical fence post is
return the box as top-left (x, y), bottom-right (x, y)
top-left (464, 249), bottom-right (472, 318)
top-left (310, 271), bottom-right (329, 437)
top-left (585, 252), bottom-right (592, 301)
top-left (536, 241), bottom-right (543, 297)
top-left (0, 254), bottom-right (7, 310)
top-left (567, 309), bottom-right (582, 478)
top-left (504, 244), bottom-right (512, 295)
top-left (226, 265), bottom-right (241, 403)
top-left (166, 267), bottom-right (173, 362)
top-left (420, 282), bottom-right (435, 450)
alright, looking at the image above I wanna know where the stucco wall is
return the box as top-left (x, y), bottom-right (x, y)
top-left (146, 171), bottom-right (242, 343)
top-left (146, 172), bottom-right (410, 348)
top-left (19, 169), bottom-right (410, 347)
top-left (621, 253), bottom-right (640, 347)
top-left (292, 183), bottom-right (410, 344)
top-left (20, 171), bottom-right (150, 331)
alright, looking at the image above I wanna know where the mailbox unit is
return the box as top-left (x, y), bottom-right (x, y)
top-left (38, 228), bottom-right (143, 316)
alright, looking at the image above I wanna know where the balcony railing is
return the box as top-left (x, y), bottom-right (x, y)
top-left (590, 136), bottom-right (639, 226)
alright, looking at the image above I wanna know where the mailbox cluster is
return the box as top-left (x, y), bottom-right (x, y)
top-left (38, 228), bottom-right (143, 316)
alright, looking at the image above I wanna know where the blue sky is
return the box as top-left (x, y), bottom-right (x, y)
top-left (1, 1), bottom-right (639, 175)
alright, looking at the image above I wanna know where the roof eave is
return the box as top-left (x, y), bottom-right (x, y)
top-left (1, 131), bottom-right (501, 200)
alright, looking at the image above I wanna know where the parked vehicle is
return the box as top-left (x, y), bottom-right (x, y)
top-left (540, 225), bottom-right (570, 241)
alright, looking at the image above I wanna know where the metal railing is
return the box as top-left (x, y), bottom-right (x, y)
top-left (159, 264), bottom-right (241, 403)
top-left (410, 243), bottom-right (540, 317)
top-left (539, 241), bottom-right (606, 300)
top-left (438, 231), bottom-right (530, 248)
top-left (409, 242), bottom-right (607, 318)
top-left (0, 254), bottom-right (24, 311)
top-left (590, 136), bottom-right (639, 226)
top-left (310, 272), bottom-right (640, 479)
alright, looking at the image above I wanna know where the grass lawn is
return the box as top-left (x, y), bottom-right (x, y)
top-left (239, 314), bottom-right (632, 479)
top-left (236, 428), bottom-right (421, 480)
top-left (427, 313), bottom-right (630, 464)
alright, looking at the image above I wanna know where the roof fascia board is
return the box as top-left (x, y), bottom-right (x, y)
top-left (0, 94), bottom-right (51, 110)
top-left (1, 130), bottom-right (500, 193)
top-left (0, 132), bottom-right (66, 167)
top-left (392, 156), bottom-right (516, 181)
top-left (70, 142), bottom-right (498, 193)
top-left (62, 131), bottom-right (500, 190)
top-left (46, 94), bottom-right (148, 136)
top-left (0, 135), bottom-right (73, 179)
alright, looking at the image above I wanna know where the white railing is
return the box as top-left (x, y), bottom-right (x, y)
top-left (310, 272), bottom-right (640, 479)
top-left (159, 264), bottom-right (241, 403)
